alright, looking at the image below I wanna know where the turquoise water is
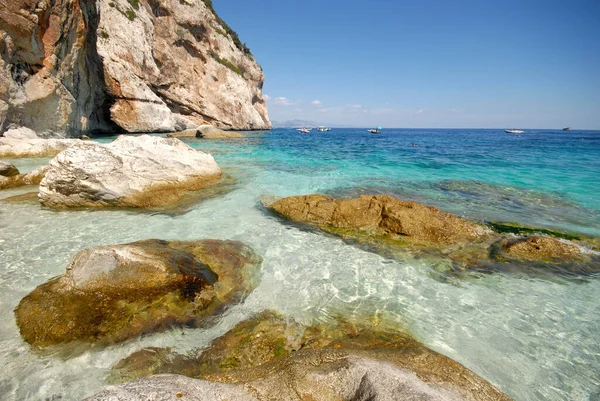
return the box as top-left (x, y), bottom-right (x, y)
top-left (0, 128), bottom-right (599, 400)
top-left (200, 128), bottom-right (600, 235)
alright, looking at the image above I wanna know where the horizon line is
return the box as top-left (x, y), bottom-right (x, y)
top-left (271, 127), bottom-right (600, 131)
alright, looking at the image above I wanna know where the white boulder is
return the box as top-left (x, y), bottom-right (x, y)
top-left (3, 127), bottom-right (39, 139)
top-left (39, 135), bottom-right (221, 208)
top-left (0, 127), bottom-right (80, 158)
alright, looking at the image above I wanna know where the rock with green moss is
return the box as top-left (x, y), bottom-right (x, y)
top-left (105, 311), bottom-right (512, 401)
top-left (265, 194), bottom-right (599, 275)
top-left (486, 221), bottom-right (583, 241)
top-left (15, 239), bottom-right (262, 347)
top-left (489, 236), bottom-right (600, 272)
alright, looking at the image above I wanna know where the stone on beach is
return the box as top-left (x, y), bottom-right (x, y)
top-left (103, 311), bottom-right (512, 401)
top-left (268, 194), bottom-right (490, 246)
top-left (38, 135), bottom-right (222, 209)
top-left (15, 239), bottom-right (262, 347)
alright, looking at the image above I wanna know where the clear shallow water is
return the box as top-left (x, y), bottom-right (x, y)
top-left (1, 129), bottom-right (599, 400)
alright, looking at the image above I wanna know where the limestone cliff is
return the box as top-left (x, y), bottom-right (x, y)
top-left (0, 0), bottom-right (271, 137)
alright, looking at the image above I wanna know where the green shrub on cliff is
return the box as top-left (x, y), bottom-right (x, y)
top-left (202, 0), bottom-right (252, 56)
top-left (124, 9), bottom-right (136, 21)
top-left (210, 52), bottom-right (244, 77)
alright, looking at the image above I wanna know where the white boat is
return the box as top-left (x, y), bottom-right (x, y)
top-left (505, 129), bottom-right (524, 134)
top-left (368, 126), bottom-right (382, 134)
top-left (297, 128), bottom-right (311, 133)
top-left (317, 126), bottom-right (331, 132)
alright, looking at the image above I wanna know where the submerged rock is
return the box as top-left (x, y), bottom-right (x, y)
top-left (486, 221), bottom-right (586, 242)
top-left (494, 237), bottom-right (586, 263)
top-left (0, 165), bottom-right (48, 190)
top-left (168, 125), bottom-right (244, 139)
top-left (268, 194), bottom-right (490, 247)
top-left (447, 235), bottom-right (600, 276)
top-left (105, 311), bottom-right (511, 401)
top-left (38, 135), bottom-right (222, 209)
top-left (15, 239), bottom-right (262, 347)
top-left (0, 191), bottom-right (39, 204)
top-left (266, 194), bottom-right (598, 275)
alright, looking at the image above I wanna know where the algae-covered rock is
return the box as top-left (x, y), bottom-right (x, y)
top-left (494, 237), bottom-right (586, 263)
top-left (446, 236), bottom-right (600, 276)
top-left (267, 194), bottom-right (598, 275)
top-left (268, 194), bottom-right (490, 247)
top-left (15, 239), bottom-right (262, 347)
top-left (38, 135), bottom-right (222, 209)
top-left (107, 311), bottom-right (512, 401)
top-left (486, 222), bottom-right (584, 242)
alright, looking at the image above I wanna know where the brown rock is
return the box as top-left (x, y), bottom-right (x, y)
top-left (0, 160), bottom-right (19, 176)
top-left (15, 239), bottom-right (262, 347)
top-left (0, 191), bottom-right (39, 204)
top-left (109, 311), bottom-right (512, 401)
top-left (0, 165), bottom-right (48, 189)
top-left (497, 236), bottom-right (585, 263)
top-left (270, 194), bottom-right (489, 246)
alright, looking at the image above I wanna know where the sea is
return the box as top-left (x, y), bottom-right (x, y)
top-left (0, 128), bottom-right (599, 400)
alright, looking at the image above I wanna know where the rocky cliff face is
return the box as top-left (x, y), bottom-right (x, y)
top-left (0, 0), bottom-right (270, 137)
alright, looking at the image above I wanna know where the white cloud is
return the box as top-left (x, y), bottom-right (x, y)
top-left (347, 104), bottom-right (363, 109)
top-left (311, 100), bottom-right (322, 107)
top-left (273, 97), bottom-right (293, 106)
top-left (264, 94), bottom-right (271, 101)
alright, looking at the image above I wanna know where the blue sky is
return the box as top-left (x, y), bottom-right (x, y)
top-left (215, 0), bottom-right (600, 129)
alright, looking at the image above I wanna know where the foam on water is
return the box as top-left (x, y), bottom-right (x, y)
top-left (1, 129), bottom-right (599, 400)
